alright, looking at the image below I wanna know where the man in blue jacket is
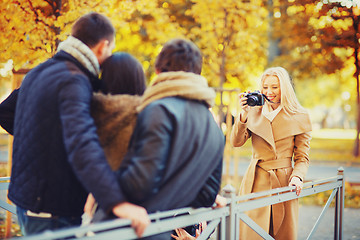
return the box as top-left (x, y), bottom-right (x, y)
top-left (8, 12), bottom-right (149, 237)
top-left (115, 38), bottom-right (225, 239)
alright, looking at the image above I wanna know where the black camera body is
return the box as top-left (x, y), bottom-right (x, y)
top-left (246, 91), bottom-right (265, 106)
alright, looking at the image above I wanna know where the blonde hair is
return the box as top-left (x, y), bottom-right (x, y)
top-left (260, 67), bottom-right (306, 115)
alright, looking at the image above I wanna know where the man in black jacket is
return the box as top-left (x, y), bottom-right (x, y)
top-left (8, 12), bottom-right (149, 237)
top-left (115, 38), bottom-right (225, 239)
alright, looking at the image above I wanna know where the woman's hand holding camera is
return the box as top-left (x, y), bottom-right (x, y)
top-left (238, 92), bottom-right (250, 123)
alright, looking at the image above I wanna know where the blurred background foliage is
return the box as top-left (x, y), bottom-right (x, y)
top-left (0, 2), bottom-right (360, 237)
top-left (0, 0), bottom-right (360, 150)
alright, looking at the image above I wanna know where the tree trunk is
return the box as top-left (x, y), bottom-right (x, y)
top-left (267, 0), bottom-right (280, 65)
top-left (353, 14), bottom-right (360, 157)
top-left (353, 47), bottom-right (360, 157)
top-left (354, 72), bottom-right (360, 157)
top-left (218, 9), bottom-right (228, 126)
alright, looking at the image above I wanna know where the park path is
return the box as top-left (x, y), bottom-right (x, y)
top-left (298, 205), bottom-right (360, 240)
top-left (231, 159), bottom-right (360, 239)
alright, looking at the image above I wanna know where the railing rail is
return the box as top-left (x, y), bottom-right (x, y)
top-left (0, 177), bottom-right (16, 214)
top-left (0, 168), bottom-right (344, 239)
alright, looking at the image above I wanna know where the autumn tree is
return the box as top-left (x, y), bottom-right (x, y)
top-left (269, 0), bottom-right (354, 114)
top-left (186, 0), bottom-right (268, 122)
top-left (269, 0), bottom-right (360, 156)
top-left (106, 0), bottom-right (186, 80)
top-left (0, 0), bottom-right (189, 82)
top-left (0, 0), bottom-right (64, 70)
top-left (316, 2), bottom-right (360, 156)
top-left (270, 0), bottom-right (345, 77)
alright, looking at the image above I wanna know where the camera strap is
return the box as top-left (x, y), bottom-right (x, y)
top-left (263, 94), bottom-right (279, 104)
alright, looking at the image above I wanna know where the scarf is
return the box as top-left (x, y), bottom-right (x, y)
top-left (137, 71), bottom-right (216, 112)
top-left (262, 102), bottom-right (282, 122)
top-left (57, 36), bottom-right (100, 76)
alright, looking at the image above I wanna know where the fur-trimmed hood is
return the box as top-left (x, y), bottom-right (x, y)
top-left (91, 93), bottom-right (141, 170)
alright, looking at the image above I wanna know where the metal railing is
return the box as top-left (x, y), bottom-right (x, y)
top-left (0, 177), bottom-right (15, 214)
top-left (0, 168), bottom-right (344, 240)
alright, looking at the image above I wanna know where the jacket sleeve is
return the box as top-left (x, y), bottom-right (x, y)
top-left (230, 114), bottom-right (251, 147)
top-left (59, 75), bottom-right (126, 212)
top-left (290, 131), bottom-right (311, 181)
top-left (0, 89), bottom-right (19, 135)
top-left (117, 104), bottom-right (172, 204)
top-left (190, 159), bottom-right (223, 208)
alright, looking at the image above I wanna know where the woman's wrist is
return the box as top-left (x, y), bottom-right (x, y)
top-left (239, 111), bottom-right (248, 123)
top-left (290, 176), bottom-right (302, 182)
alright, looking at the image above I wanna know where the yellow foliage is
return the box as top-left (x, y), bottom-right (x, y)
top-left (187, 0), bottom-right (268, 88)
top-left (1, 0), bottom-right (268, 91)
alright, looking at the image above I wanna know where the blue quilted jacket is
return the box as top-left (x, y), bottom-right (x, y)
top-left (8, 51), bottom-right (125, 217)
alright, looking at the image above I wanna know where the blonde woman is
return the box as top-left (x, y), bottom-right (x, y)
top-left (230, 67), bottom-right (312, 240)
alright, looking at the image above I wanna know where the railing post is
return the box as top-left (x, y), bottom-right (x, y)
top-left (334, 167), bottom-right (344, 240)
top-left (5, 135), bottom-right (13, 239)
top-left (222, 184), bottom-right (236, 240)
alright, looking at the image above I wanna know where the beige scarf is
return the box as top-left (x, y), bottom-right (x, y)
top-left (136, 71), bottom-right (216, 112)
top-left (262, 102), bottom-right (282, 122)
top-left (57, 36), bottom-right (100, 76)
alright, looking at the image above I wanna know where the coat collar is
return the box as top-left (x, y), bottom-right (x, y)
top-left (247, 107), bottom-right (276, 150)
top-left (54, 51), bottom-right (102, 92)
top-left (247, 107), bottom-right (312, 150)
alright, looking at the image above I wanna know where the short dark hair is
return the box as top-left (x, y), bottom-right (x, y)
top-left (155, 38), bottom-right (202, 74)
top-left (72, 12), bottom-right (115, 48)
top-left (101, 52), bottom-right (146, 95)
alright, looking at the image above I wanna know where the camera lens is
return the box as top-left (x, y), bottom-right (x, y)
top-left (247, 96), bottom-right (258, 106)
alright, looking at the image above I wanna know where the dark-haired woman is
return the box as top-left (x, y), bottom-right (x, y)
top-left (100, 52), bottom-right (146, 96)
top-left (84, 52), bottom-right (146, 219)
top-left (91, 52), bottom-right (146, 171)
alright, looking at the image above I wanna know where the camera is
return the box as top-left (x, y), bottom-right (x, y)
top-left (245, 91), bottom-right (265, 106)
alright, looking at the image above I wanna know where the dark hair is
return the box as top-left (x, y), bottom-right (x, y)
top-left (101, 52), bottom-right (146, 95)
top-left (155, 38), bottom-right (202, 74)
top-left (71, 12), bottom-right (115, 48)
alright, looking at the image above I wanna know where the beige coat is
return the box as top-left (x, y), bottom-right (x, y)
top-left (230, 106), bottom-right (312, 240)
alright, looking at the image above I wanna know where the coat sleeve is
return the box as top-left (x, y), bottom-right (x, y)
top-left (290, 131), bottom-right (311, 181)
top-left (59, 75), bottom-right (126, 212)
top-left (0, 89), bottom-right (19, 135)
top-left (117, 103), bottom-right (172, 204)
top-left (190, 159), bottom-right (223, 208)
top-left (230, 114), bottom-right (251, 147)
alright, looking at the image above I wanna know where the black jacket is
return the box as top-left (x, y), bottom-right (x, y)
top-left (92, 97), bottom-right (224, 240)
top-left (116, 97), bottom-right (224, 240)
top-left (8, 51), bottom-right (124, 217)
top-left (118, 97), bottom-right (224, 212)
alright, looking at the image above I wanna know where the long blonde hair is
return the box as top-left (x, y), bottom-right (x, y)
top-left (260, 67), bottom-right (306, 115)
